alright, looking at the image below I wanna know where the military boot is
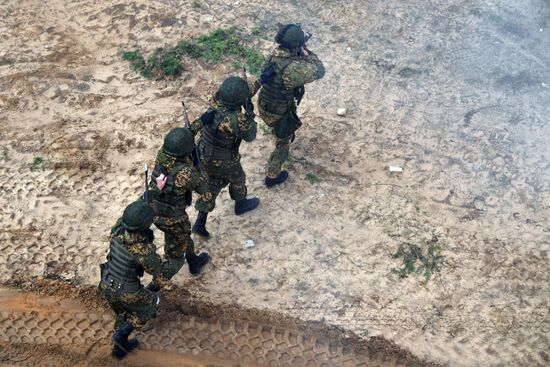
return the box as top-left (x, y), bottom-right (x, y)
top-left (234, 197), bottom-right (260, 215)
top-left (192, 211), bottom-right (210, 238)
top-left (145, 282), bottom-right (160, 293)
top-left (186, 252), bottom-right (211, 275)
top-left (265, 171), bottom-right (289, 188)
top-left (112, 323), bottom-right (139, 359)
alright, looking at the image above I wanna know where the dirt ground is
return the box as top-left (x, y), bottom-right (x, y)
top-left (0, 0), bottom-right (549, 366)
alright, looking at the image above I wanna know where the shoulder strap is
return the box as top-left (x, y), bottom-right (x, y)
top-left (277, 58), bottom-right (294, 73)
top-left (164, 162), bottom-right (188, 193)
top-left (229, 112), bottom-right (239, 133)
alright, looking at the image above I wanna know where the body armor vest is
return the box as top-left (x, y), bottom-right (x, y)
top-left (199, 110), bottom-right (241, 161)
top-left (259, 58), bottom-right (296, 116)
top-left (149, 161), bottom-right (190, 218)
top-left (100, 234), bottom-right (142, 294)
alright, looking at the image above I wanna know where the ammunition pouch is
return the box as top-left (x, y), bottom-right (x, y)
top-left (100, 263), bottom-right (141, 294)
top-left (273, 108), bottom-right (302, 139)
top-left (150, 197), bottom-right (187, 218)
top-left (199, 112), bottom-right (241, 162)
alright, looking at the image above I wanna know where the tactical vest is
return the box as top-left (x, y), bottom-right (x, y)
top-left (199, 110), bottom-right (241, 161)
top-left (100, 234), bottom-right (142, 294)
top-left (259, 58), bottom-right (296, 116)
top-left (149, 161), bottom-right (191, 218)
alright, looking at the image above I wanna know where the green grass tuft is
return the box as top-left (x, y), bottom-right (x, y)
top-left (30, 156), bottom-right (52, 171)
top-left (306, 173), bottom-right (321, 184)
top-left (122, 27), bottom-right (265, 79)
top-left (392, 232), bottom-right (443, 280)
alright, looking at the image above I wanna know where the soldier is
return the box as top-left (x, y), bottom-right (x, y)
top-left (258, 23), bottom-right (325, 187)
top-left (148, 126), bottom-right (214, 277)
top-left (191, 76), bottom-right (260, 238)
top-left (99, 201), bottom-right (184, 359)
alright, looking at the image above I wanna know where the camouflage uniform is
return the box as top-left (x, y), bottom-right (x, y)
top-left (99, 218), bottom-right (169, 329)
top-left (191, 76), bottom-right (261, 237)
top-left (99, 201), bottom-right (180, 359)
top-left (196, 100), bottom-right (257, 208)
top-left (259, 35), bottom-right (325, 181)
top-left (149, 147), bottom-right (213, 271)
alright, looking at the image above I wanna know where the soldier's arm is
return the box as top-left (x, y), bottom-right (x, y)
top-left (179, 167), bottom-right (214, 213)
top-left (282, 54), bottom-right (325, 90)
top-left (190, 117), bottom-right (203, 136)
top-left (193, 167), bottom-right (215, 212)
top-left (190, 108), bottom-right (216, 136)
top-left (131, 242), bottom-right (182, 288)
top-left (246, 75), bottom-right (262, 97)
top-left (235, 112), bottom-right (257, 142)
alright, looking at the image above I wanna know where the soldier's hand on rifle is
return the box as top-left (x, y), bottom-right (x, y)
top-left (156, 173), bottom-right (167, 191)
top-left (245, 99), bottom-right (255, 118)
top-left (300, 45), bottom-right (310, 57)
top-left (200, 110), bottom-right (215, 125)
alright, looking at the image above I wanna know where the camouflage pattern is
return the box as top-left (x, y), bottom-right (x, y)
top-left (195, 100), bottom-right (257, 209)
top-left (99, 283), bottom-right (158, 330)
top-left (259, 47), bottom-right (325, 178)
top-left (201, 158), bottom-right (248, 204)
top-left (99, 218), bottom-right (184, 331)
top-left (108, 218), bottom-right (184, 287)
top-left (266, 135), bottom-right (292, 179)
top-left (153, 214), bottom-right (194, 259)
top-left (151, 150), bottom-right (213, 212)
top-left (150, 149), bottom-right (213, 262)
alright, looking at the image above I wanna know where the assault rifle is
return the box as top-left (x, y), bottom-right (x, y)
top-left (181, 101), bottom-right (201, 166)
top-left (241, 66), bottom-right (254, 118)
top-left (143, 163), bottom-right (149, 202)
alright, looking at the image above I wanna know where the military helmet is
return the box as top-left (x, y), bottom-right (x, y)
top-left (217, 76), bottom-right (249, 107)
top-left (122, 201), bottom-right (153, 232)
top-left (163, 127), bottom-right (194, 157)
top-left (275, 24), bottom-right (305, 49)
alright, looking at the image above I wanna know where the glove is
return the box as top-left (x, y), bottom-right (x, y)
top-left (260, 63), bottom-right (276, 84)
top-left (145, 229), bottom-right (155, 242)
top-left (245, 98), bottom-right (255, 117)
top-left (146, 282), bottom-right (160, 293)
top-left (200, 110), bottom-right (215, 125)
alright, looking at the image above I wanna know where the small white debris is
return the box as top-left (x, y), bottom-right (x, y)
top-left (337, 108), bottom-right (347, 116)
top-left (242, 239), bottom-right (255, 249)
top-left (540, 28), bottom-right (543, 32)
top-left (318, 192), bottom-right (326, 199)
top-left (44, 44), bottom-right (49, 49)
top-left (200, 14), bottom-right (214, 23)
top-left (346, 47), bottom-right (351, 51)
top-left (389, 166), bottom-right (403, 173)
top-left (543, 83), bottom-right (546, 87)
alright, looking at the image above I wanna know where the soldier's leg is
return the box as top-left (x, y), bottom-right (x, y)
top-left (112, 288), bottom-right (159, 358)
top-left (228, 162), bottom-right (247, 201)
top-left (265, 135), bottom-right (291, 187)
top-left (157, 218), bottom-right (210, 275)
top-left (229, 162), bottom-right (260, 215)
top-left (155, 216), bottom-right (192, 260)
top-left (100, 284), bottom-right (157, 359)
top-left (192, 172), bottom-right (227, 238)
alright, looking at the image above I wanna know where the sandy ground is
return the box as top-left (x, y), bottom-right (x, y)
top-left (0, 0), bottom-right (549, 366)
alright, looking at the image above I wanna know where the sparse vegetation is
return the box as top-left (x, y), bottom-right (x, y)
top-left (306, 172), bottom-right (321, 184)
top-left (392, 232), bottom-right (443, 280)
top-left (123, 27), bottom-right (265, 79)
top-left (29, 156), bottom-right (52, 171)
top-left (259, 123), bottom-right (272, 135)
